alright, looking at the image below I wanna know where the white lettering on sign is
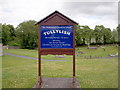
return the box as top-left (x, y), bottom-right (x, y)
top-left (43, 30), bottom-right (71, 36)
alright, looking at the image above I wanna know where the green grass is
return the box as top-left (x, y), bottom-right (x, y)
top-left (3, 49), bottom-right (38, 58)
top-left (76, 58), bottom-right (118, 88)
top-left (3, 45), bottom-right (118, 59)
top-left (2, 45), bottom-right (118, 88)
top-left (0, 56), bottom-right (2, 89)
top-left (76, 45), bottom-right (118, 58)
top-left (2, 55), bottom-right (38, 88)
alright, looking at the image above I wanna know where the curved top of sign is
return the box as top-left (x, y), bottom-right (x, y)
top-left (36, 11), bottom-right (78, 25)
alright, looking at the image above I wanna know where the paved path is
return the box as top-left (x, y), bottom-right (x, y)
top-left (34, 78), bottom-right (80, 88)
top-left (3, 53), bottom-right (67, 62)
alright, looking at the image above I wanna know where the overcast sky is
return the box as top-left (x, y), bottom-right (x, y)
top-left (1, 0), bottom-right (119, 30)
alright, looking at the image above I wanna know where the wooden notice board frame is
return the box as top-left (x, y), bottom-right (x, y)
top-left (36, 11), bottom-right (78, 85)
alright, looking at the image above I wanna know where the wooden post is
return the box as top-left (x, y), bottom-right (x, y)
top-left (38, 53), bottom-right (42, 85)
top-left (38, 24), bottom-right (42, 85)
top-left (73, 25), bottom-right (75, 77)
top-left (73, 54), bottom-right (75, 77)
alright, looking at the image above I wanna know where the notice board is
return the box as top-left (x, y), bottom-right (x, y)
top-left (41, 25), bottom-right (73, 48)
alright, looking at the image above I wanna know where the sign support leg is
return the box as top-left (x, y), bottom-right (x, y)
top-left (73, 53), bottom-right (75, 83)
top-left (73, 54), bottom-right (75, 77)
top-left (38, 53), bottom-right (42, 85)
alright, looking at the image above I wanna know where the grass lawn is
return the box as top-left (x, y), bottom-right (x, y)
top-left (2, 55), bottom-right (38, 88)
top-left (0, 56), bottom-right (2, 89)
top-left (3, 49), bottom-right (38, 58)
top-left (3, 45), bottom-right (118, 59)
top-left (2, 45), bottom-right (118, 88)
top-left (76, 45), bottom-right (118, 58)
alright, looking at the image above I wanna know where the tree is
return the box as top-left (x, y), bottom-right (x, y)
top-left (102, 28), bottom-right (112, 44)
top-left (75, 25), bottom-right (83, 46)
top-left (94, 25), bottom-right (105, 44)
top-left (75, 25), bottom-right (93, 46)
top-left (117, 24), bottom-right (120, 44)
top-left (2, 24), bottom-right (13, 45)
top-left (7, 25), bottom-right (16, 40)
top-left (111, 29), bottom-right (118, 44)
top-left (80, 25), bottom-right (92, 45)
top-left (2, 24), bottom-right (16, 46)
top-left (0, 23), bottom-right (2, 43)
top-left (16, 20), bottom-right (38, 49)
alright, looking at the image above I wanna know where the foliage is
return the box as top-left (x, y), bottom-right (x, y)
top-left (7, 41), bottom-right (20, 46)
top-left (2, 24), bottom-right (15, 45)
top-left (0, 23), bottom-right (2, 43)
top-left (1, 21), bottom-right (119, 48)
top-left (94, 25), bottom-right (104, 44)
top-left (75, 25), bottom-right (118, 45)
top-left (76, 25), bottom-right (93, 46)
top-left (117, 24), bottom-right (120, 43)
top-left (75, 25), bottom-right (83, 46)
top-left (111, 29), bottom-right (118, 44)
top-left (16, 20), bottom-right (38, 49)
top-left (102, 28), bottom-right (112, 44)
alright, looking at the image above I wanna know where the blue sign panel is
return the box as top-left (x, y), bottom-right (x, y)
top-left (41, 25), bottom-right (73, 48)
